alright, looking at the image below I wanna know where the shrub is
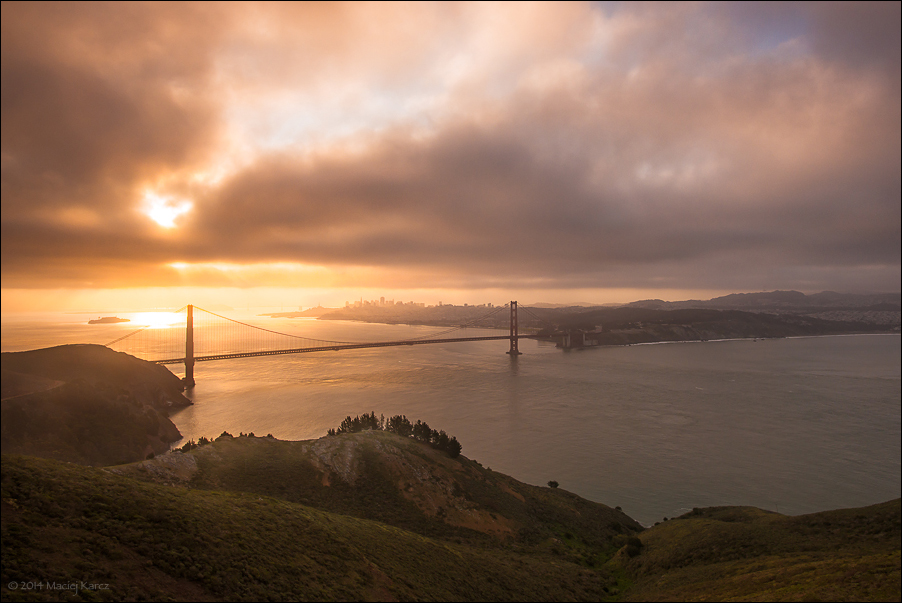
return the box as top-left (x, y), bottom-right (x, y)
top-left (548, 481), bottom-right (559, 489)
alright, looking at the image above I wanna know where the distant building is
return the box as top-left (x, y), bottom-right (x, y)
top-left (558, 329), bottom-right (603, 349)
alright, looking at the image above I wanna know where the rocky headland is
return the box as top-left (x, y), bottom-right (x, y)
top-left (1, 344), bottom-right (190, 465)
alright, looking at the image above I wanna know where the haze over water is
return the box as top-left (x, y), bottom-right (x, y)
top-left (4, 312), bottom-right (899, 526)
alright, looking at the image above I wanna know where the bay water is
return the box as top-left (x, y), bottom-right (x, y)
top-left (3, 310), bottom-right (899, 526)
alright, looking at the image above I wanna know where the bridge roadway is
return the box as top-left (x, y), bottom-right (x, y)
top-left (154, 334), bottom-right (539, 365)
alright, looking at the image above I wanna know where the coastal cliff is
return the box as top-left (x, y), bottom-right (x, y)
top-left (1, 344), bottom-right (190, 465)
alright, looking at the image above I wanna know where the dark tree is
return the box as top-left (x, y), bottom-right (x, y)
top-left (446, 436), bottom-right (462, 458)
top-left (386, 415), bottom-right (413, 437)
top-left (359, 411), bottom-right (381, 430)
top-left (434, 430), bottom-right (450, 451)
top-left (413, 420), bottom-right (432, 442)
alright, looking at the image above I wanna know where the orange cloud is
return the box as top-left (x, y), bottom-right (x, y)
top-left (2, 2), bottom-right (899, 296)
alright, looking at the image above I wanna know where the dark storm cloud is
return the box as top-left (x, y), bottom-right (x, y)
top-left (1, 2), bottom-right (225, 284)
top-left (807, 1), bottom-right (901, 75)
top-left (1, 2), bottom-right (899, 292)
top-left (187, 68), bottom-right (898, 289)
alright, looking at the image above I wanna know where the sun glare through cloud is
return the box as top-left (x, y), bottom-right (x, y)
top-left (0, 1), bottom-right (898, 300)
top-left (129, 311), bottom-right (182, 329)
top-left (142, 191), bottom-right (193, 228)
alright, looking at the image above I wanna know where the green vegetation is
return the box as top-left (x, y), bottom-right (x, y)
top-left (327, 411), bottom-right (463, 458)
top-left (113, 431), bottom-right (641, 548)
top-left (2, 454), bottom-right (622, 601)
top-left (2, 431), bottom-right (899, 601)
top-left (3, 349), bottom-right (899, 601)
top-left (1, 380), bottom-right (180, 466)
top-left (609, 504), bottom-right (901, 601)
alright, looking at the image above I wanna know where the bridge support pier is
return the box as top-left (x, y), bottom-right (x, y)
top-left (507, 301), bottom-right (522, 356)
top-left (184, 304), bottom-right (196, 388)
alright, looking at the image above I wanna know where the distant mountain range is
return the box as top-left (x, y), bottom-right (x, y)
top-left (625, 290), bottom-right (900, 311)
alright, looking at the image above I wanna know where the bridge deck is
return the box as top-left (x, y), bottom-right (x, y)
top-left (154, 334), bottom-right (538, 364)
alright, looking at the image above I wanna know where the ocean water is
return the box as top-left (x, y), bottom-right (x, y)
top-left (3, 311), bottom-right (900, 526)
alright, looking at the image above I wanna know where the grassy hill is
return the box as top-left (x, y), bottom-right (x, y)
top-left (2, 453), bottom-right (629, 602)
top-left (3, 433), bottom-right (899, 601)
top-left (110, 431), bottom-right (643, 558)
top-left (610, 503), bottom-right (901, 601)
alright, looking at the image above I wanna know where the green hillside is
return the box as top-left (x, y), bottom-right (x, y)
top-left (2, 454), bottom-right (623, 602)
top-left (110, 431), bottom-right (642, 566)
top-left (611, 504), bottom-right (901, 601)
top-left (3, 434), bottom-right (899, 601)
top-left (2, 348), bottom-right (899, 601)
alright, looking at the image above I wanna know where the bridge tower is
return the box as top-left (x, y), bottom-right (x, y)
top-left (184, 304), bottom-right (196, 388)
top-left (507, 301), bottom-right (522, 355)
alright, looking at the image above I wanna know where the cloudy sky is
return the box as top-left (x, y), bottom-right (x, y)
top-left (2, 2), bottom-right (899, 311)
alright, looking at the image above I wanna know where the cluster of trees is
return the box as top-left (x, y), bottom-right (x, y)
top-left (180, 435), bottom-right (213, 451)
top-left (178, 431), bottom-right (276, 452)
top-left (327, 411), bottom-right (462, 458)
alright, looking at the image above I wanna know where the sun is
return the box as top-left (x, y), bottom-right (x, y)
top-left (130, 311), bottom-right (182, 329)
top-left (142, 191), bottom-right (193, 228)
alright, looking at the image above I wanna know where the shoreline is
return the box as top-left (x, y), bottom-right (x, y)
top-left (311, 316), bottom-right (900, 349)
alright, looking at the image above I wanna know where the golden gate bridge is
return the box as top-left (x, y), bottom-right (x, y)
top-left (107, 302), bottom-right (549, 386)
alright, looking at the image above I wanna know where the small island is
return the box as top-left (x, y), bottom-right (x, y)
top-left (88, 316), bottom-right (131, 324)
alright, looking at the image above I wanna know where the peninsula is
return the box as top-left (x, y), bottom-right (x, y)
top-left (268, 291), bottom-right (901, 346)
